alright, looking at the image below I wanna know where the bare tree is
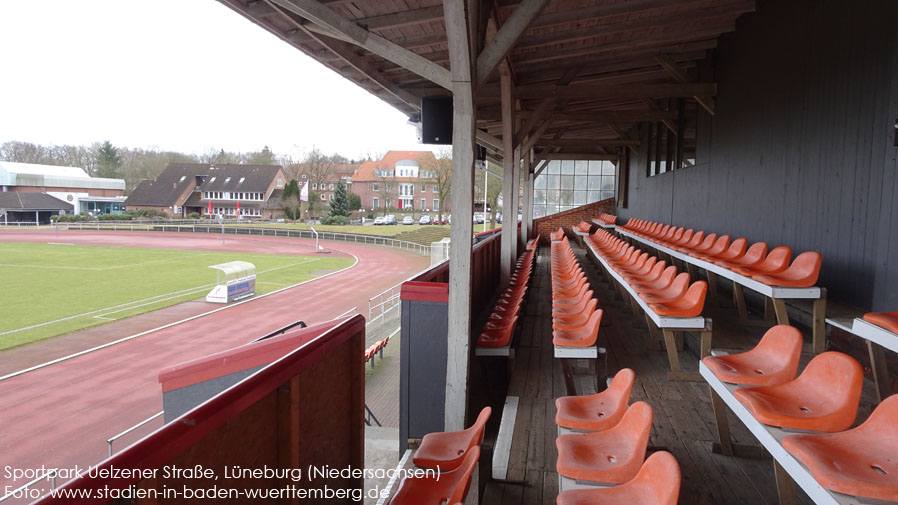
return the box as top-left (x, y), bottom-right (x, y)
top-left (376, 172), bottom-right (397, 216)
top-left (419, 149), bottom-right (452, 223)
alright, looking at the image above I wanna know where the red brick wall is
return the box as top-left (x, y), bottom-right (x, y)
top-left (532, 198), bottom-right (615, 243)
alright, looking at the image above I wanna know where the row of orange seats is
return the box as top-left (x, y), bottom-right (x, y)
top-left (475, 239), bottom-right (539, 348)
top-left (387, 408), bottom-right (491, 505)
top-left (363, 335), bottom-right (390, 363)
top-left (551, 233), bottom-right (602, 347)
top-left (588, 229), bottom-right (707, 317)
top-left (620, 219), bottom-right (822, 288)
top-left (553, 368), bottom-right (681, 505)
top-left (863, 311), bottom-right (898, 335)
top-left (703, 325), bottom-right (897, 502)
top-left (573, 220), bottom-right (592, 235)
top-left (597, 212), bottom-right (617, 225)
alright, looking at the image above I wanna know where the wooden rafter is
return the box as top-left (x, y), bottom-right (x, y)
top-left (656, 54), bottom-right (716, 115)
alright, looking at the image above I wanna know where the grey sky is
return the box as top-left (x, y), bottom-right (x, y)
top-left (0, 0), bottom-right (428, 160)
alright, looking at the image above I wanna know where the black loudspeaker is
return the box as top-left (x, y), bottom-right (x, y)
top-left (422, 96), bottom-right (453, 144)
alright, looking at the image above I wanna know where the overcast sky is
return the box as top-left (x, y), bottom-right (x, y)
top-left (0, 0), bottom-right (429, 160)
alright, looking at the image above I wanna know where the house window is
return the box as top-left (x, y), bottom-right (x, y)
top-left (179, 176), bottom-right (186, 182)
top-left (329, 194), bottom-right (334, 201)
top-left (320, 194), bottom-right (326, 201)
top-left (433, 198), bottom-right (439, 210)
top-left (386, 199), bottom-right (391, 207)
top-left (373, 198), bottom-right (379, 209)
top-left (312, 183), bottom-right (318, 190)
top-left (210, 177), bottom-right (216, 182)
top-left (224, 177), bottom-right (231, 183)
top-left (277, 178), bottom-right (283, 187)
top-left (373, 183), bottom-right (380, 192)
top-left (239, 177), bottom-right (245, 183)
top-left (329, 183), bottom-right (334, 190)
top-left (433, 185), bottom-right (438, 193)
top-left (421, 198), bottom-right (426, 209)
top-left (421, 185), bottom-right (426, 193)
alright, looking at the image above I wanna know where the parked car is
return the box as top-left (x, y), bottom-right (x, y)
top-left (419, 214), bottom-right (432, 225)
top-left (384, 215), bottom-right (397, 225)
top-left (439, 215), bottom-right (449, 225)
top-left (402, 216), bottom-right (415, 225)
top-left (473, 213), bottom-right (485, 224)
top-left (373, 216), bottom-right (385, 225)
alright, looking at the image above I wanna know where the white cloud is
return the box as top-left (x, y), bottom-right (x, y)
top-left (0, 0), bottom-right (435, 159)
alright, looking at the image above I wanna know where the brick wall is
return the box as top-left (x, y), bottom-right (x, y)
top-left (532, 198), bottom-right (615, 243)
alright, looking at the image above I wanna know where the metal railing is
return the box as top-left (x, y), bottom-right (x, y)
top-left (0, 469), bottom-right (57, 504)
top-left (58, 223), bottom-right (433, 256)
top-left (106, 411), bottom-right (164, 457)
top-left (368, 283), bottom-right (403, 325)
top-left (364, 404), bottom-right (382, 427)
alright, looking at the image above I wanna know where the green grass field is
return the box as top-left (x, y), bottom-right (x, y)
top-left (0, 242), bottom-right (355, 351)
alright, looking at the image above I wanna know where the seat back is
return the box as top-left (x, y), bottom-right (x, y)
top-left (632, 452), bottom-right (682, 505)
top-left (616, 401), bottom-right (654, 453)
top-left (740, 242), bottom-right (769, 264)
top-left (707, 235), bottom-right (731, 255)
top-left (674, 229), bottom-right (694, 246)
top-left (651, 272), bottom-right (691, 299)
top-left (609, 368), bottom-right (636, 402)
top-left (758, 246), bottom-right (792, 271)
top-left (794, 351), bottom-right (863, 427)
top-left (785, 251), bottom-right (822, 284)
top-left (694, 233), bottom-right (718, 252)
top-left (752, 325), bottom-right (803, 379)
top-left (722, 237), bottom-right (748, 258)
top-left (468, 407), bottom-right (492, 446)
top-left (447, 446), bottom-right (481, 505)
top-left (640, 265), bottom-right (678, 289)
top-left (684, 231), bottom-right (704, 249)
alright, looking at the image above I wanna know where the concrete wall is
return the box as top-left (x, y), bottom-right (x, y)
top-left (620, 0), bottom-right (898, 310)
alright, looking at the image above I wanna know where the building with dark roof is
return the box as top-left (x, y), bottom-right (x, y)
top-left (126, 163), bottom-right (287, 218)
top-left (0, 191), bottom-right (74, 224)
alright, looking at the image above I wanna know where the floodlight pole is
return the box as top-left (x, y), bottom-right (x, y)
top-left (483, 169), bottom-right (488, 233)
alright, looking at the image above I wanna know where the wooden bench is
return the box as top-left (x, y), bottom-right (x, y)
top-left (826, 315), bottom-right (898, 403)
top-left (616, 226), bottom-right (827, 354)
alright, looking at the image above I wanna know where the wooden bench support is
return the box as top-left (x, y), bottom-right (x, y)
top-left (661, 325), bottom-right (712, 382)
top-left (706, 270), bottom-right (719, 301)
top-left (774, 460), bottom-right (799, 505)
top-left (868, 340), bottom-right (892, 402)
top-left (733, 282), bottom-right (749, 320)
top-left (812, 288), bottom-right (827, 353)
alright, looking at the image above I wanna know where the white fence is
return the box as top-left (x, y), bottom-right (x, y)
top-left (55, 222), bottom-right (432, 256)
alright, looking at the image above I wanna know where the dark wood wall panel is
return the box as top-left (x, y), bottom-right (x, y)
top-left (620, 0), bottom-right (898, 310)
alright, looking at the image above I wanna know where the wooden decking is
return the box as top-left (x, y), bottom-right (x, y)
top-left (476, 243), bottom-right (879, 505)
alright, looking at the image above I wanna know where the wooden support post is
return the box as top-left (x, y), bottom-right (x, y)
top-left (709, 388), bottom-right (734, 456)
top-left (700, 328), bottom-right (712, 359)
top-left (686, 262), bottom-right (697, 280)
top-left (867, 340), bottom-right (892, 403)
top-left (773, 461), bottom-right (798, 505)
top-left (500, 68), bottom-right (515, 285)
top-left (645, 314), bottom-right (659, 343)
top-left (661, 329), bottom-right (681, 372)
top-left (764, 297), bottom-right (776, 323)
top-left (706, 270), bottom-right (719, 303)
top-left (522, 155), bottom-right (534, 241)
top-left (733, 282), bottom-right (749, 320)
top-left (812, 288), bottom-right (827, 354)
top-left (771, 298), bottom-right (789, 325)
top-left (443, 0), bottom-right (475, 432)
top-left (560, 358), bottom-right (577, 396)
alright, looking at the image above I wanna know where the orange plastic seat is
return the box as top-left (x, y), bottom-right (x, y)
top-left (555, 369), bottom-right (635, 431)
top-left (649, 281), bottom-right (707, 317)
top-left (667, 229), bottom-right (694, 249)
top-left (621, 260), bottom-right (666, 284)
top-left (553, 310), bottom-right (602, 347)
top-left (553, 289), bottom-right (593, 316)
top-left (862, 311), bottom-right (898, 334)
top-left (782, 395), bottom-right (898, 502)
top-left (553, 299), bottom-right (599, 330)
top-left (414, 407), bottom-right (491, 471)
top-left (639, 272), bottom-right (690, 304)
top-left (752, 251), bottom-right (822, 288)
top-left (689, 234), bottom-right (729, 258)
top-left (734, 351), bottom-right (863, 432)
top-left (389, 446), bottom-right (479, 505)
top-left (631, 266), bottom-right (678, 293)
top-left (701, 237), bottom-right (747, 262)
top-left (701, 325), bottom-right (802, 386)
top-left (671, 231), bottom-right (705, 253)
top-left (556, 451), bottom-right (681, 505)
top-left (714, 241), bottom-right (768, 268)
top-left (556, 402), bottom-right (654, 484)
top-left (476, 316), bottom-right (517, 347)
top-left (551, 228), bottom-right (566, 241)
top-left (731, 246), bottom-right (791, 277)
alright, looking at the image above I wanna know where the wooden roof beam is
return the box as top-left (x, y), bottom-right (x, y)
top-left (535, 139), bottom-right (639, 148)
top-left (534, 153), bottom-right (619, 161)
top-left (475, 0), bottom-right (550, 88)
top-left (483, 83), bottom-right (716, 100)
top-left (656, 54), bottom-right (716, 115)
top-left (354, 6), bottom-right (444, 30)
top-left (269, 0), bottom-right (452, 89)
top-left (521, 109), bottom-right (678, 123)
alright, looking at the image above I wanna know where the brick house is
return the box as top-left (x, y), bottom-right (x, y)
top-left (351, 151), bottom-right (448, 213)
top-left (288, 163), bottom-right (360, 209)
top-left (126, 163), bottom-right (287, 218)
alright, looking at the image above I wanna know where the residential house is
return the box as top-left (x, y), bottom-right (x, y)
top-left (351, 151), bottom-right (446, 213)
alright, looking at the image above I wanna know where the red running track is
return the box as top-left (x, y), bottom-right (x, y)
top-left (0, 230), bottom-right (428, 490)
